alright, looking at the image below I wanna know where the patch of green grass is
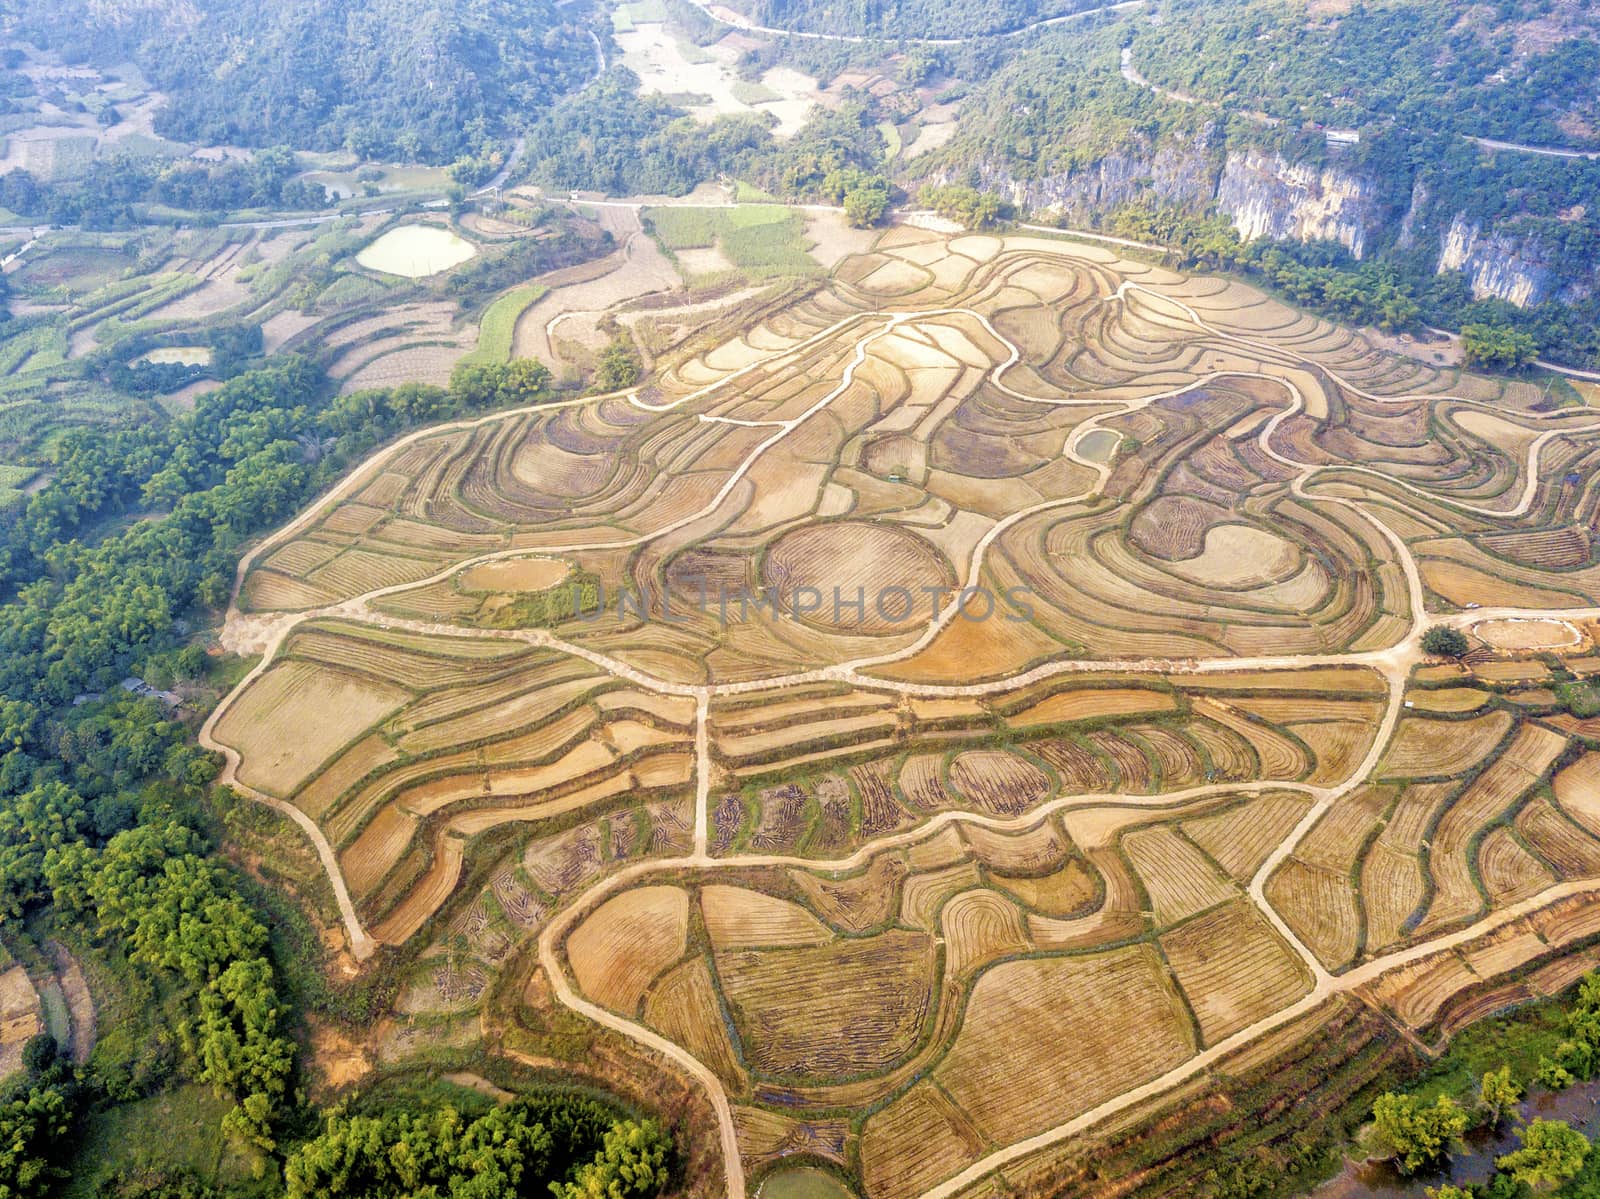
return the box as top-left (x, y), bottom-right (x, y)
top-left (611, 5), bottom-right (635, 31)
top-left (462, 283), bottom-right (547, 366)
top-left (757, 1165), bottom-right (858, 1199)
top-left (725, 205), bottom-right (795, 229)
top-left (647, 204), bottom-right (791, 247)
top-left (64, 1085), bottom-right (273, 1199)
top-left (1409, 1000), bottom-right (1571, 1107)
top-left (626, 0), bottom-right (669, 18)
top-left (721, 220), bottom-right (816, 275)
top-left (1545, 375), bottom-right (1584, 408)
top-left (0, 322), bottom-right (68, 377)
top-left (39, 135), bottom-right (96, 182)
top-left (675, 36), bottom-right (715, 63)
top-left (71, 274), bottom-right (199, 338)
top-left (38, 980), bottom-right (68, 1044)
top-left (107, 133), bottom-right (191, 159)
top-left (314, 272), bottom-right (391, 310)
top-left (647, 205), bottom-right (816, 278)
top-left (14, 246), bottom-right (130, 294)
top-left (731, 79), bottom-right (783, 105)
top-left (2, 461), bottom-right (44, 487)
top-left (733, 179), bottom-right (777, 203)
top-left (647, 207), bottom-right (722, 249)
top-left (879, 120), bottom-right (903, 159)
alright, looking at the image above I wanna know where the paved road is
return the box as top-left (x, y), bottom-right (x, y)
top-left (1470, 136), bottom-right (1600, 161)
top-left (472, 136), bottom-right (527, 196)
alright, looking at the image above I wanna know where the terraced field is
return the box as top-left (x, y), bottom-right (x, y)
top-left (202, 226), bottom-right (1600, 1198)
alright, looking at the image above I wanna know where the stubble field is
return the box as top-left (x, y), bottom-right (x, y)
top-left (204, 225), bottom-right (1600, 1199)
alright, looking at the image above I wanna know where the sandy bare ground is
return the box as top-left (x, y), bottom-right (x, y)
top-left (1473, 617), bottom-right (1583, 650)
top-left (261, 310), bottom-right (322, 354)
top-left (615, 22), bottom-right (819, 137)
top-left (1363, 325), bottom-right (1463, 368)
top-left (803, 210), bottom-right (880, 269)
top-left (204, 235), bottom-right (1600, 1198)
top-left (512, 207), bottom-right (681, 372)
top-left (0, 966), bottom-right (40, 1079)
top-left (46, 942), bottom-right (95, 1066)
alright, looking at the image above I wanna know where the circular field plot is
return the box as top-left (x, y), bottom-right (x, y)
top-left (761, 522), bottom-right (956, 633)
top-left (1473, 617), bottom-right (1584, 650)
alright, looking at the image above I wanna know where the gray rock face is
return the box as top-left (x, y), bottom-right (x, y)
top-left (968, 136), bottom-right (1591, 306)
top-left (1213, 149), bottom-right (1393, 259)
top-left (974, 132), bottom-right (1219, 225)
top-left (1437, 215), bottom-right (1550, 307)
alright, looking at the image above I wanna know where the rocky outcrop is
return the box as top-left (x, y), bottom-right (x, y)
top-left (1214, 149), bottom-right (1392, 258)
top-left (1397, 179), bottom-right (1429, 250)
top-left (974, 133), bottom-right (1219, 227)
top-left (1436, 215), bottom-right (1551, 308)
top-left (968, 135), bottom-right (1596, 309)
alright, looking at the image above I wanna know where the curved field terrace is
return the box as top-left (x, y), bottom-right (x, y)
top-left (203, 227), bottom-right (1600, 1198)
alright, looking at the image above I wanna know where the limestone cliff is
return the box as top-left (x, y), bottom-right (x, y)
top-left (967, 137), bottom-right (1590, 308)
top-left (975, 134), bottom-right (1217, 227)
top-left (1435, 215), bottom-right (1551, 306)
top-left (1213, 149), bottom-right (1394, 259)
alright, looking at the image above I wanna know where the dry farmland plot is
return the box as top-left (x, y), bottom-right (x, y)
top-left (203, 228), bottom-right (1600, 1199)
top-left (567, 886), bottom-right (690, 1016)
top-left (934, 947), bottom-right (1194, 1142)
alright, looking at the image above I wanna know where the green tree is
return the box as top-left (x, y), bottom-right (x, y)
top-left (0, 1083), bottom-right (72, 1197)
top-left (593, 338), bottom-right (642, 392)
top-left (918, 184), bottom-right (1008, 230)
top-left (843, 183), bottom-right (890, 228)
top-left (1462, 323), bottom-right (1539, 371)
top-left (1372, 1092), bottom-right (1469, 1174)
top-left (1479, 1065), bottom-right (1521, 1127)
top-left (1497, 1118), bottom-right (1589, 1189)
top-left (1421, 625), bottom-right (1471, 658)
top-left (555, 1120), bottom-right (673, 1199)
top-left (822, 167), bottom-right (891, 228)
top-left (1536, 1055), bottom-right (1575, 1090)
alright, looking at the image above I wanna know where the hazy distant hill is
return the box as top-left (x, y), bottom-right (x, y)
top-left (738, 0), bottom-right (1102, 38)
top-left (0, 0), bottom-right (597, 160)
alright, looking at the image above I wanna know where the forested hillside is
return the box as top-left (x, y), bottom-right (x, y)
top-left (0, 0), bottom-right (597, 160)
top-left (739, 0), bottom-right (1098, 37)
top-left (1129, 0), bottom-right (1600, 149)
top-left (911, 0), bottom-right (1600, 366)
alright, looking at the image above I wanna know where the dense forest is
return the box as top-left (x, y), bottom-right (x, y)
top-left (0, 0), bottom-right (598, 161)
top-left (1129, 0), bottom-right (1600, 149)
top-left (740, 0), bottom-right (1097, 37)
top-left (0, 148), bottom-right (333, 226)
top-left (0, 346), bottom-right (676, 1194)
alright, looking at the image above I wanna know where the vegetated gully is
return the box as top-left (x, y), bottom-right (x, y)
top-left (199, 254), bottom-right (1600, 1199)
